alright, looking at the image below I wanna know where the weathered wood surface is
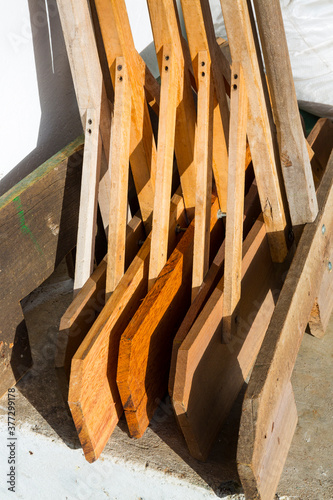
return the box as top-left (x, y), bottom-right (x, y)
top-left (253, 0), bottom-right (318, 226)
top-left (192, 50), bottom-right (213, 300)
top-left (68, 192), bottom-right (187, 462)
top-left (93, 0), bottom-right (157, 230)
top-left (171, 215), bottom-right (280, 461)
top-left (220, 0), bottom-right (288, 262)
top-left (237, 152), bottom-right (333, 500)
top-left (180, 0), bottom-right (230, 212)
top-left (222, 63), bottom-right (248, 343)
top-left (0, 137), bottom-right (84, 397)
top-left (56, 215), bottom-right (144, 374)
top-left (106, 59), bottom-right (132, 297)
top-left (169, 180), bottom-right (260, 396)
top-left (147, 0), bottom-right (197, 216)
top-left (117, 197), bottom-right (223, 439)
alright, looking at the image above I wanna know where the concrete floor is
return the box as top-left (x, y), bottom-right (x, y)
top-left (0, 260), bottom-right (332, 500)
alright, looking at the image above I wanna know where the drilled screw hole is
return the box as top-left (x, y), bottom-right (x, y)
top-left (234, 74), bottom-right (238, 79)
top-left (88, 129), bottom-right (92, 134)
top-left (233, 84), bottom-right (237, 90)
top-left (119, 76), bottom-right (123, 81)
top-left (88, 119), bottom-right (92, 125)
top-left (165, 66), bottom-right (169, 72)
top-left (201, 72), bottom-right (205, 77)
top-left (117, 65), bottom-right (123, 71)
top-left (201, 61), bottom-right (205, 67)
top-left (165, 55), bottom-right (170, 61)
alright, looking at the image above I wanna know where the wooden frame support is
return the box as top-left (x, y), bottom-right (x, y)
top-left (237, 152), bottom-right (333, 500)
top-left (106, 58), bottom-right (132, 298)
top-left (192, 50), bottom-right (213, 300)
top-left (253, 0), bottom-right (318, 226)
top-left (222, 63), bottom-right (248, 342)
top-left (117, 197), bottom-right (223, 439)
top-left (93, 0), bottom-right (157, 231)
top-left (180, 0), bottom-right (230, 212)
top-left (68, 191), bottom-right (187, 462)
top-left (220, 0), bottom-right (288, 262)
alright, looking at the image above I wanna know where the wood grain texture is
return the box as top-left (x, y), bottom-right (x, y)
top-left (117, 197), bottom-right (223, 439)
top-left (56, 0), bottom-right (112, 230)
top-left (93, 0), bottom-right (157, 230)
top-left (74, 107), bottom-right (103, 292)
top-left (147, 0), bottom-right (197, 215)
top-left (169, 180), bottom-right (260, 395)
top-left (68, 191), bottom-right (187, 462)
top-left (237, 151), bottom-right (333, 500)
top-left (56, 215), bottom-right (144, 374)
top-left (0, 137), bottom-right (83, 397)
top-left (171, 216), bottom-right (278, 461)
top-left (222, 63), bottom-right (248, 343)
top-left (106, 59), bottom-right (131, 297)
top-left (180, 0), bottom-right (230, 211)
top-left (220, 0), bottom-right (288, 262)
top-left (253, 0), bottom-right (317, 226)
top-left (192, 51), bottom-right (213, 300)
top-left (148, 47), bottom-right (179, 288)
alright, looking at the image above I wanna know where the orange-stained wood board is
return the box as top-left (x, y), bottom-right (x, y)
top-left (171, 215), bottom-right (282, 461)
top-left (237, 151), bottom-right (333, 500)
top-left (117, 196), bottom-right (223, 438)
top-left (56, 215), bottom-right (144, 376)
top-left (68, 192), bottom-right (187, 463)
top-left (169, 180), bottom-right (260, 395)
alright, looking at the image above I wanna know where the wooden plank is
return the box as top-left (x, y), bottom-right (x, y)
top-left (192, 51), bottom-right (213, 300)
top-left (222, 63), bottom-right (248, 342)
top-left (308, 264), bottom-right (333, 339)
top-left (0, 137), bottom-right (84, 397)
top-left (117, 197), bottom-right (223, 439)
top-left (106, 59), bottom-right (131, 297)
top-left (74, 108), bottom-right (103, 292)
top-left (237, 152), bottom-right (333, 499)
top-left (307, 118), bottom-right (333, 188)
top-left (253, 0), bottom-right (317, 226)
top-left (147, 0), bottom-right (197, 216)
top-left (56, 215), bottom-right (144, 374)
top-left (68, 191), bottom-right (187, 462)
top-left (169, 180), bottom-right (261, 395)
top-left (93, 0), bottom-right (156, 230)
top-left (148, 46), bottom-right (179, 287)
top-left (220, 0), bottom-right (288, 262)
top-left (57, 0), bottom-right (112, 231)
top-left (180, 0), bottom-right (230, 211)
top-left (171, 216), bottom-right (279, 460)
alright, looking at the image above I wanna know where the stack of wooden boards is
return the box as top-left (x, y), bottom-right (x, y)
top-left (54, 0), bottom-right (333, 498)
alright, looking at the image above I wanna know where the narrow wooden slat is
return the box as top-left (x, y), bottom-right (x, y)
top-left (237, 152), bottom-right (333, 499)
top-left (117, 197), bottom-right (223, 439)
top-left (148, 46), bottom-right (179, 288)
top-left (192, 51), bottom-right (213, 300)
top-left (106, 59), bottom-right (131, 298)
top-left (222, 63), bottom-right (248, 342)
top-left (68, 192), bottom-right (187, 462)
top-left (220, 0), bottom-right (288, 262)
top-left (308, 264), bottom-right (333, 339)
top-left (169, 180), bottom-right (261, 396)
top-left (172, 216), bottom-right (278, 461)
top-left (56, 215), bottom-right (144, 373)
top-left (74, 108), bottom-right (102, 291)
top-left (253, 0), bottom-right (317, 226)
top-left (180, 0), bottom-right (230, 211)
top-left (56, 0), bottom-right (111, 231)
top-left (147, 0), bottom-right (197, 216)
top-left (94, 0), bottom-right (156, 230)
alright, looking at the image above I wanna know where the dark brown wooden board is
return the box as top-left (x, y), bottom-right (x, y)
top-left (0, 136), bottom-right (83, 397)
